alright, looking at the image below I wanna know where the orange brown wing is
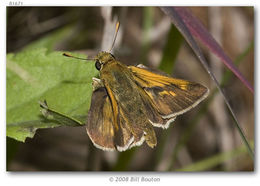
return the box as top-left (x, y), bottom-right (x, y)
top-left (129, 65), bottom-right (209, 128)
top-left (87, 85), bottom-right (136, 151)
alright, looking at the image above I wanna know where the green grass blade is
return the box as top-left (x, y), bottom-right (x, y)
top-left (23, 24), bottom-right (74, 52)
top-left (141, 7), bottom-right (154, 65)
top-left (159, 24), bottom-right (183, 74)
top-left (176, 141), bottom-right (254, 171)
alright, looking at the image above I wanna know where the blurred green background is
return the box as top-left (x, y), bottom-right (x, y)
top-left (6, 7), bottom-right (254, 171)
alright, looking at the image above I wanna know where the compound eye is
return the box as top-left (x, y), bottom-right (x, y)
top-left (95, 60), bottom-right (102, 70)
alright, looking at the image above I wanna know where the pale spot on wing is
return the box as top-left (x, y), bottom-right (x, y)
top-left (159, 90), bottom-right (177, 97)
top-left (179, 84), bottom-right (188, 90)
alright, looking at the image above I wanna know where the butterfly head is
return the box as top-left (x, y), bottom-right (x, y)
top-left (94, 51), bottom-right (116, 71)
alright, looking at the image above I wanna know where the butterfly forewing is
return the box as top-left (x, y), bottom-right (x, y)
top-left (129, 66), bottom-right (209, 123)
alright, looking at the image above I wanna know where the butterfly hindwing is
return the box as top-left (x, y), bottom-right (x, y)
top-left (87, 78), bottom-right (140, 151)
top-left (86, 86), bottom-right (116, 151)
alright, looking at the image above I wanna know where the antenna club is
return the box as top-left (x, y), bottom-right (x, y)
top-left (116, 22), bottom-right (120, 30)
top-left (63, 53), bottom-right (73, 57)
top-left (62, 53), bottom-right (92, 61)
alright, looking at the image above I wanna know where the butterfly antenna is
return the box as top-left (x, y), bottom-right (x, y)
top-left (109, 22), bottom-right (120, 53)
top-left (63, 53), bottom-right (94, 61)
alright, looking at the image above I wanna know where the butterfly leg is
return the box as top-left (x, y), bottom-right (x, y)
top-left (92, 77), bottom-right (104, 91)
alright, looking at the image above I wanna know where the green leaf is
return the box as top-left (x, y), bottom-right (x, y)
top-left (7, 48), bottom-right (98, 142)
